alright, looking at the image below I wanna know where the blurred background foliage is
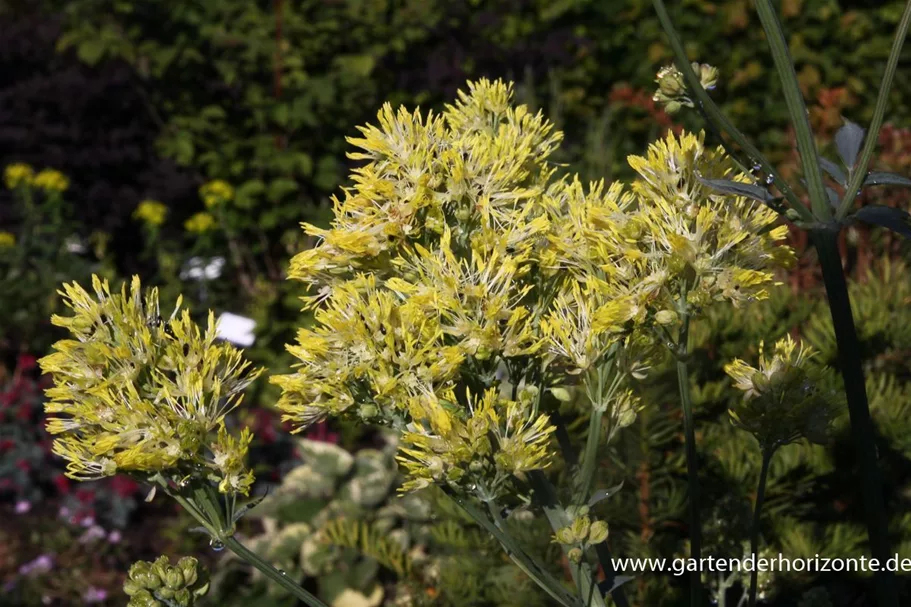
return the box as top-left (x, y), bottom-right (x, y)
top-left (2, 0), bottom-right (911, 605)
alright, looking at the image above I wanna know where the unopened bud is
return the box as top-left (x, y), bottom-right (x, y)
top-left (589, 520), bottom-right (609, 544)
top-left (567, 547), bottom-right (584, 564)
top-left (655, 310), bottom-right (678, 326)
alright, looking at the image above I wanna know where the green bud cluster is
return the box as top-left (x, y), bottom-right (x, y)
top-left (552, 506), bottom-right (609, 563)
top-left (123, 556), bottom-right (210, 607)
top-left (653, 63), bottom-right (719, 114)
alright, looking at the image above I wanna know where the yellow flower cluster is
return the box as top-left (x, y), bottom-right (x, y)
top-left (4, 163), bottom-right (34, 189)
top-left (724, 335), bottom-right (840, 450)
top-left (0, 231), bottom-right (15, 248)
top-left (134, 200), bottom-right (169, 227)
top-left (199, 180), bottom-right (234, 209)
top-left (185, 212), bottom-right (216, 234)
top-left (33, 168), bottom-right (70, 193)
top-left (39, 276), bottom-right (262, 494)
top-left (274, 79), bottom-right (793, 497)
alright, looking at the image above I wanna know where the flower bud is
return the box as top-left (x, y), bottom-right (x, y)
top-left (548, 386), bottom-right (572, 402)
top-left (571, 515), bottom-right (592, 543)
top-left (656, 66), bottom-right (686, 97)
top-left (654, 310), bottom-right (678, 326)
top-left (555, 527), bottom-right (576, 545)
top-left (165, 568), bottom-right (185, 590)
top-left (589, 520), bottom-right (609, 544)
top-left (696, 63), bottom-right (719, 90)
top-left (567, 547), bottom-right (584, 564)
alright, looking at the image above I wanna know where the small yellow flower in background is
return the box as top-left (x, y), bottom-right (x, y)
top-left (199, 180), bottom-right (234, 209)
top-left (0, 232), bottom-right (15, 248)
top-left (33, 168), bottom-right (70, 193)
top-left (724, 335), bottom-right (842, 450)
top-left (133, 200), bottom-right (169, 227)
top-left (39, 275), bottom-right (262, 494)
top-left (185, 212), bottom-right (216, 234)
top-left (4, 163), bottom-right (34, 189)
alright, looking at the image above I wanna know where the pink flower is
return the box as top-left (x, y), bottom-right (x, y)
top-left (14, 500), bottom-right (31, 514)
top-left (83, 587), bottom-right (108, 603)
top-left (107, 530), bottom-right (122, 544)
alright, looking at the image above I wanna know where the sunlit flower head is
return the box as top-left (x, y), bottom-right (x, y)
top-left (185, 212), bottom-right (216, 234)
top-left (0, 231), bottom-right (15, 248)
top-left (133, 200), bottom-right (169, 227)
top-left (39, 275), bottom-right (262, 494)
top-left (199, 180), bottom-right (234, 209)
top-left (4, 163), bottom-right (35, 190)
top-left (33, 168), bottom-right (70, 193)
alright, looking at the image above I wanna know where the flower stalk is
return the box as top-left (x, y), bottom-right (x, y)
top-left (747, 450), bottom-right (772, 607)
top-left (674, 311), bottom-right (703, 606)
top-left (814, 231), bottom-right (897, 606)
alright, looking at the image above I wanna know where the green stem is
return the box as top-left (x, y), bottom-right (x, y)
top-left (747, 450), bottom-right (773, 607)
top-left (651, 0), bottom-right (813, 222)
top-left (577, 408), bottom-right (604, 504)
top-left (754, 0), bottom-right (830, 221)
top-left (163, 480), bottom-right (328, 607)
top-left (444, 489), bottom-right (578, 607)
top-left (836, 0), bottom-right (911, 219)
top-left (675, 315), bottom-right (703, 606)
top-left (528, 471), bottom-right (606, 607)
top-left (223, 536), bottom-right (329, 607)
top-left (551, 412), bottom-right (630, 607)
top-left (814, 230), bottom-right (897, 606)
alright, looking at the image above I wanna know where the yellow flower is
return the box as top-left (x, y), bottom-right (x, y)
top-left (39, 275), bottom-right (262, 493)
top-left (724, 335), bottom-right (841, 449)
top-left (33, 168), bottom-right (70, 193)
top-left (133, 200), bottom-right (169, 227)
top-left (185, 212), bottom-right (216, 234)
top-left (0, 232), bottom-right (15, 248)
top-left (4, 163), bottom-right (34, 189)
top-left (199, 180), bottom-right (234, 209)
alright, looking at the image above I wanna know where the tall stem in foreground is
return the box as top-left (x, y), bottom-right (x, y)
top-left (675, 312), bottom-right (703, 605)
top-left (223, 537), bottom-right (329, 607)
top-left (813, 231), bottom-right (897, 606)
top-left (166, 484), bottom-right (330, 607)
top-left (747, 450), bottom-right (773, 607)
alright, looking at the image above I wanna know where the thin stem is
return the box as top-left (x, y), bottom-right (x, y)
top-left (651, 0), bottom-right (813, 222)
top-left (753, 0), bottom-right (830, 221)
top-left (444, 489), bottom-right (578, 607)
top-left (577, 407), bottom-right (604, 504)
top-left (675, 314), bottom-right (703, 606)
top-left (836, 0), bottom-right (911, 219)
top-left (223, 536), bottom-right (328, 607)
top-left (747, 450), bottom-right (773, 607)
top-left (551, 411), bottom-right (630, 607)
top-left (814, 230), bottom-right (898, 607)
top-left (528, 471), bottom-right (606, 607)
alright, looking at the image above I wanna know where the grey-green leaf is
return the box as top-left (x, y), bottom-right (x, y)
top-left (826, 187), bottom-right (840, 209)
top-left (698, 176), bottom-right (774, 203)
top-left (819, 157), bottom-right (847, 185)
top-left (863, 171), bottom-right (911, 188)
top-left (588, 482), bottom-right (624, 507)
top-left (853, 205), bottom-right (911, 238)
top-left (835, 120), bottom-right (865, 168)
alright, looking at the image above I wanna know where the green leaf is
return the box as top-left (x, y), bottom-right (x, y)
top-left (267, 178), bottom-right (300, 202)
top-left (853, 205), bottom-right (911, 238)
top-left (588, 482), bottom-right (624, 507)
top-left (863, 171), bottom-right (911, 188)
top-left (77, 38), bottom-right (107, 65)
top-left (235, 179), bottom-right (266, 209)
top-left (835, 120), bottom-right (866, 168)
top-left (697, 176), bottom-right (775, 204)
top-left (819, 157), bottom-right (847, 185)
